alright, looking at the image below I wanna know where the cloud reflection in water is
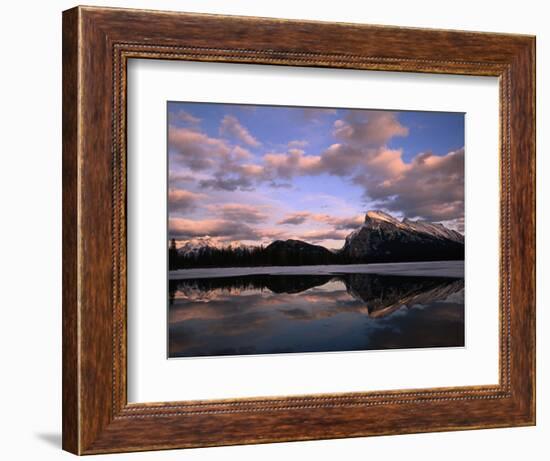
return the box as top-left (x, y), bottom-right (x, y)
top-left (168, 273), bottom-right (464, 358)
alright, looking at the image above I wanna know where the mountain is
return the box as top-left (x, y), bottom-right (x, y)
top-left (340, 210), bottom-right (464, 263)
top-left (263, 239), bottom-right (336, 266)
top-left (176, 237), bottom-right (221, 257)
top-left (172, 238), bottom-right (337, 269)
top-left (170, 211), bottom-right (464, 269)
top-left (177, 237), bottom-right (255, 258)
top-left (401, 218), bottom-right (464, 243)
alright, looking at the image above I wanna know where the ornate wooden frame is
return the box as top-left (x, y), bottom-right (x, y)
top-left (62, 5), bottom-right (536, 455)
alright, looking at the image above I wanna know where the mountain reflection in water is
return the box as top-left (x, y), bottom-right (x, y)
top-left (168, 272), bottom-right (464, 358)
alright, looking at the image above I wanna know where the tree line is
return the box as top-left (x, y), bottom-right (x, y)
top-left (168, 237), bottom-right (465, 270)
top-left (168, 239), bottom-right (342, 269)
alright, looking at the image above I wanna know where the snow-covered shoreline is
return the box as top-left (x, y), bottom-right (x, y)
top-left (169, 260), bottom-right (464, 280)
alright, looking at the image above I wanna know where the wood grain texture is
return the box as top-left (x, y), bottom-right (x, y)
top-left (62, 7), bottom-right (79, 454)
top-left (62, 5), bottom-right (536, 455)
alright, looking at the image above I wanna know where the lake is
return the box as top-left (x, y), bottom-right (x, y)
top-left (168, 262), bottom-right (465, 358)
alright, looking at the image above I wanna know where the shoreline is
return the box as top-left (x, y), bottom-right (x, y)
top-left (169, 260), bottom-right (464, 280)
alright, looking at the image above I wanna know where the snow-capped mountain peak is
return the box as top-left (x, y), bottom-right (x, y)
top-left (177, 236), bottom-right (221, 254)
top-left (176, 237), bottom-right (256, 257)
top-left (402, 218), bottom-right (464, 243)
top-left (365, 210), bottom-right (402, 226)
top-left (341, 210), bottom-right (464, 262)
top-left (361, 210), bottom-right (463, 243)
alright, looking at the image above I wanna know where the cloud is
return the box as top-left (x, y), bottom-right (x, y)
top-left (169, 218), bottom-right (261, 241)
top-left (171, 110), bottom-right (201, 125)
top-left (168, 189), bottom-right (207, 214)
top-left (199, 175), bottom-right (254, 192)
top-left (288, 140), bottom-right (309, 149)
top-left (168, 171), bottom-right (197, 184)
top-left (169, 126), bottom-right (231, 171)
top-left (263, 149), bottom-right (322, 179)
top-left (268, 181), bottom-right (293, 189)
top-left (168, 126), bottom-right (256, 193)
top-left (329, 215), bottom-right (364, 230)
top-left (333, 111), bottom-right (408, 146)
top-left (237, 163), bottom-right (265, 177)
top-left (257, 228), bottom-right (287, 241)
top-left (219, 115), bottom-right (261, 147)
top-left (278, 211), bottom-right (363, 229)
top-left (278, 212), bottom-right (311, 225)
top-left (298, 229), bottom-right (349, 242)
top-left (240, 142), bottom-right (402, 186)
top-left (261, 109), bottom-right (462, 224)
top-left (318, 143), bottom-right (364, 176)
top-left (214, 203), bottom-right (269, 224)
top-left (354, 148), bottom-right (464, 222)
top-left (169, 218), bottom-right (287, 243)
top-left (300, 107), bottom-right (338, 123)
top-left (168, 107), bottom-right (464, 236)
top-left (313, 143), bottom-right (466, 224)
top-left (232, 145), bottom-right (254, 160)
top-left (314, 111), bottom-right (463, 223)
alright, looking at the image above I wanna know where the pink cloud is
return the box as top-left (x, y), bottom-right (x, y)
top-left (219, 115), bottom-right (261, 147)
top-left (169, 217), bottom-right (286, 243)
top-left (237, 163), bottom-right (264, 177)
top-left (298, 229), bottom-right (349, 242)
top-left (232, 145), bottom-right (254, 160)
top-left (170, 109), bottom-right (201, 125)
top-left (288, 139), bottom-right (309, 149)
top-left (300, 107), bottom-right (338, 123)
top-left (169, 126), bottom-right (258, 193)
top-left (169, 126), bottom-right (231, 171)
top-left (263, 149), bottom-right (322, 178)
top-left (256, 228), bottom-right (287, 241)
top-left (326, 215), bottom-right (364, 230)
top-left (333, 111), bottom-right (409, 146)
top-left (213, 203), bottom-right (269, 224)
top-left (355, 148), bottom-right (464, 222)
top-left (278, 211), bottom-right (363, 230)
top-left (318, 143), bottom-right (364, 176)
top-left (169, 218), bottom-right (260, 241)
top-left (278, 211), bottom-right (311, 225)
top-left (168, 106), bottom-right (463, 234)
top-left (199, 174), bottom-right (255, 192)
top-left (364, 147), bottom-right (408, 179)
top-left (168, 189), bottom-right (207, 214)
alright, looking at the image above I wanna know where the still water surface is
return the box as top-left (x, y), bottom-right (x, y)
top-left (168, 271), bottom-right (464, 358)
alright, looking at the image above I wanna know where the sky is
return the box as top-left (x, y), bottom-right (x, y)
top-left (168, 102), bottom-right (464, 250)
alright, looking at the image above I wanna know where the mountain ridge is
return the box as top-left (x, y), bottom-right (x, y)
top-left (171, 210), bottom-right (464, 268)
top-left (341, 210), bottom-right (463, 263)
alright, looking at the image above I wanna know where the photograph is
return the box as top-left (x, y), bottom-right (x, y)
top-left (167, 102), bottom-right (466, 358)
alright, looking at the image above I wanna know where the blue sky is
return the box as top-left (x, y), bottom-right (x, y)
top-left (167, 102), bottom-right (464, 249)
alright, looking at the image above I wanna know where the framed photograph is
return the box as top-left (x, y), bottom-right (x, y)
top-left (62, 6), bottom-right (535, 455)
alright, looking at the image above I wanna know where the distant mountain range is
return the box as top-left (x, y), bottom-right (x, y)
top-left (170, 210), bottom-right (464, 269)
top-left (177, 236), bottom-right (254, 256)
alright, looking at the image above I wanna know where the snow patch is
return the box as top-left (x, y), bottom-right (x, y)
top-left (169, 260), bottom-right (464, 280)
